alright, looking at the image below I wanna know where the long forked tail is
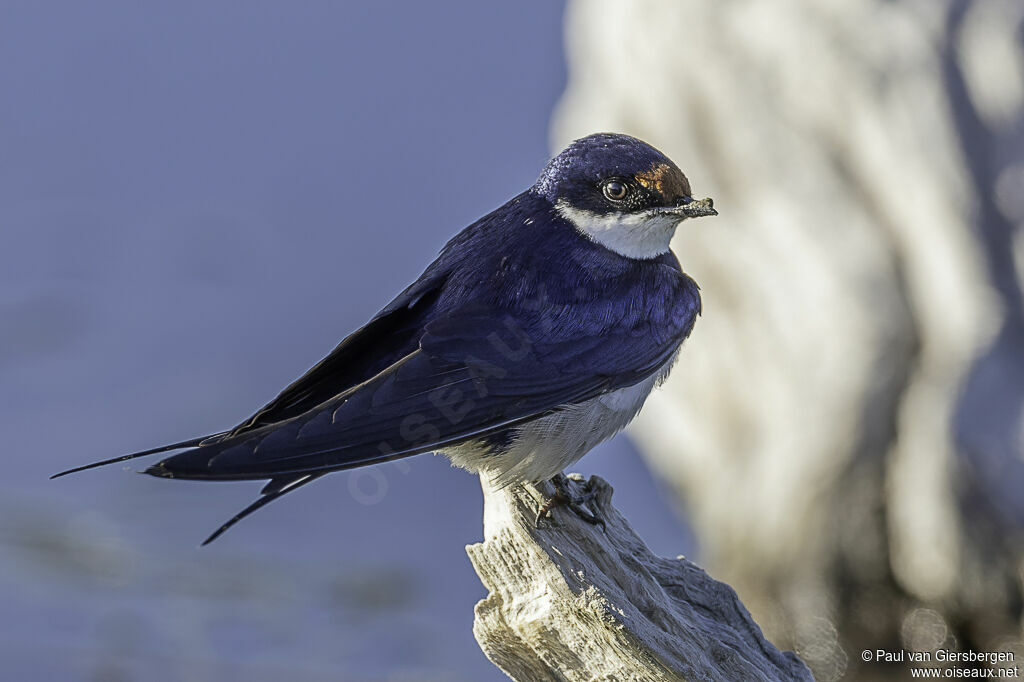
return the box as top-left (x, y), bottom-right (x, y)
top-left (49, 433), bottom-right (227, 479)
top-left (200, 474), bottom-right (323, 546)
top-left (51, 435), bottom-right (325, 545)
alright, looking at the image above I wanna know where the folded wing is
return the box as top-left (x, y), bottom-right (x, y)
top-left (147, 304), bottom-right (687, 481)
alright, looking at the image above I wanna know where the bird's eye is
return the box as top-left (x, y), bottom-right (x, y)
top-left (602, 180), bottom-right (628, 202)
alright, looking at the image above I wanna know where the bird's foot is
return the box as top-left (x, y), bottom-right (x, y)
top-left (535, 473), bottom-right (606, 531)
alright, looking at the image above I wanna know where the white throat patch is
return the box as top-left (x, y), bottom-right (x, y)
top-left (556, 200), bottom-right (681, 259)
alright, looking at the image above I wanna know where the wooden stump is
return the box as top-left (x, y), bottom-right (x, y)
top-left (467, 474), bottom-right (812, 681)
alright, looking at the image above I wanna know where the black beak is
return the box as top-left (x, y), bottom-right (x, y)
top-left (667, 196), bottom-right (717, 218)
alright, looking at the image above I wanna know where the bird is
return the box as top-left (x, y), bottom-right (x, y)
top-left (52, 132), bottom-right (717, 544)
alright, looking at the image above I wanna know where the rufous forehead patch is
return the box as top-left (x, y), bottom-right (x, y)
top-left (634, 162), bottom-right (691, 201)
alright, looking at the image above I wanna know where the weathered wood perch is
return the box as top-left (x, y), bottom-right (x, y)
top-left (466, 474), bottom-right (813, 681)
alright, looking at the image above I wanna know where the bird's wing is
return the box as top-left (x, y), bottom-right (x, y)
top-left (229, 269), bottom-right (449, 434)
top-left (50, 269), bottom-right (447, 480)
top-left (146, 304), bottom-right (688, 481)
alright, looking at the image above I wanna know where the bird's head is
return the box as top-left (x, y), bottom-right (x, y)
top-left (535, 133), bottom-right (716, 259)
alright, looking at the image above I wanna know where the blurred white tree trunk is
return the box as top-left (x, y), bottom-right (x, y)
top-left (554, 1), bottom-right (1024, 679)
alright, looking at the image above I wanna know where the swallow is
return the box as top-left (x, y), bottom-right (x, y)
top-left (52, 133), bottom-right (717, 544)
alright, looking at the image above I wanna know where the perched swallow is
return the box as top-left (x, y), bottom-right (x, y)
top-left (53, 133), bottom-right (717, 544)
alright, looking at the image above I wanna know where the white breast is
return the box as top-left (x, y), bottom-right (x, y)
top-left (443, 351), bottom-right (679, 488)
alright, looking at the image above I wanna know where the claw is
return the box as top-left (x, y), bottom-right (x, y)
top-left (535, 473), bottom-right (606, 531)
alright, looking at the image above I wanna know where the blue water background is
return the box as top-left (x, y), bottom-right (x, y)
top-left (0, 3), bottom-right (696, 680)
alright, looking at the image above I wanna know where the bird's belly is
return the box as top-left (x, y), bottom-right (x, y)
top-left (443, 352), bottom-right (676, 487)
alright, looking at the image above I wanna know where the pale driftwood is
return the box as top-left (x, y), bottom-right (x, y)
top-left (466, 474), bottom-right (812, 682)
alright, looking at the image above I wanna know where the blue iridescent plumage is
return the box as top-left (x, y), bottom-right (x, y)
top-left (52, 133), bottom-right (714, 543)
